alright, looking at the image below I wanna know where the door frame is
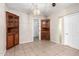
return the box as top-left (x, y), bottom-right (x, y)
top-left (32, 18), bottom-right (41, 41)
top-left (58, 17), bottom-right (64, 44)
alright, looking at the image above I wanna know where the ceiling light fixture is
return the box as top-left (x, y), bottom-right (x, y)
top-left (33, 4), bottom-right (40, 16)
top-left (33, 8), bottom-right (40, 16)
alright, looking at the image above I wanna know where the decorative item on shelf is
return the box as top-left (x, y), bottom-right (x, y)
top-left (42, 21), bottom-right (46, 25)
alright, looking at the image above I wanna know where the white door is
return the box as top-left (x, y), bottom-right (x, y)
top-left (64, 12), bottom-right (79, 49)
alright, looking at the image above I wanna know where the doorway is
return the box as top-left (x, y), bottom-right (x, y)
top-left (33, 18), bottom-right (50, 41)
top-left (33, 18), bottom-right (39, 41)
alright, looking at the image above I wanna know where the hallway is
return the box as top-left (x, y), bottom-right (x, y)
top-left (1, 3), bottom-right (79, 56)
top-left (5, 40), bottom-right (79, 56)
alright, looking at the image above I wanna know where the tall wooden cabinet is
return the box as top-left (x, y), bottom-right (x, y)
top-left (41, 20), bottom-right (50, 40)
top-left (6, 12), bottom-right (19, 49)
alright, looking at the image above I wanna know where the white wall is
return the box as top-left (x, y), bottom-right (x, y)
top-left (0, 3), bottom-right (6, 55)
top-left (6, 8), bottom-right (33, 44)
top-left (50, 4), bottom-right (79, 44)
top-left (50, 14), bottom-right (61, 43)
top-left (64, 12), bottom-right (79, 49)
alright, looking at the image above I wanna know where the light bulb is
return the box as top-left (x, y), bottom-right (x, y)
top-left (33, 9), bottom-right (40, 16)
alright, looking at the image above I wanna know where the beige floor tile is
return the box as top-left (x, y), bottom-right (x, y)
top-left (14, 50), bottom-right (25, 56)
top-left (5, 40), bottom-right (79, 56)
top-left (5, 48), bottom-right (15, 56)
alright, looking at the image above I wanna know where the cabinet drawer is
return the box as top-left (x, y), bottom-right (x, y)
top-left (7, 35), bottom-right (14, 49)
top-left (14, 34), bottom-right (19, 45)
top-left (41, 31), bottom-right (50, 40)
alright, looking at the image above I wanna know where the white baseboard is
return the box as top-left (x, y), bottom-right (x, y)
top-left (20, 40), bottom-right (33, 44)
top-left (64, 43), bottom-right (79, 50)
top-left (50, 39), bottom-right (57, 43)
top-left (0, 50), bottom-right (6, 56)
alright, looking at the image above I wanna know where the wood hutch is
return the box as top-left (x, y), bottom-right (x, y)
top-left (41, 19), bottom-right (50, 40)
top-left (6, 12), bottom-right (19, 49)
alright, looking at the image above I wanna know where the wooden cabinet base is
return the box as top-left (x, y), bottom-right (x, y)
top-left (14, 34), bottom-right (19, 45)
top-left (7, 35), bottom-right (14, 49)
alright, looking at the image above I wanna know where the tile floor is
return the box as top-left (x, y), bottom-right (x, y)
top-left (5, 40), bottom-right (79, 56)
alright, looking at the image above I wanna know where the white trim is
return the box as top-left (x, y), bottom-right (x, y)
top-left (32, 17), bottom-right (34, 41)
top-left (58, 17), bottom-right (64, 44)
top-left (20, 40), bottom-right (33, 44)
top-left (0, 49), bottom-right (6, 56)
top-left (39, 19), bottom-right (41, 40)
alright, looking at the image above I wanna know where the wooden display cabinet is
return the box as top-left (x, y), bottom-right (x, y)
top-left (6, 12), bottom-right (19, 49)
top-left (41, 20), bottom-right (50, 40)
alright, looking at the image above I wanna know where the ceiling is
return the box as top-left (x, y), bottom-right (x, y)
top-left (6, 3), bottom-right (77, 17)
